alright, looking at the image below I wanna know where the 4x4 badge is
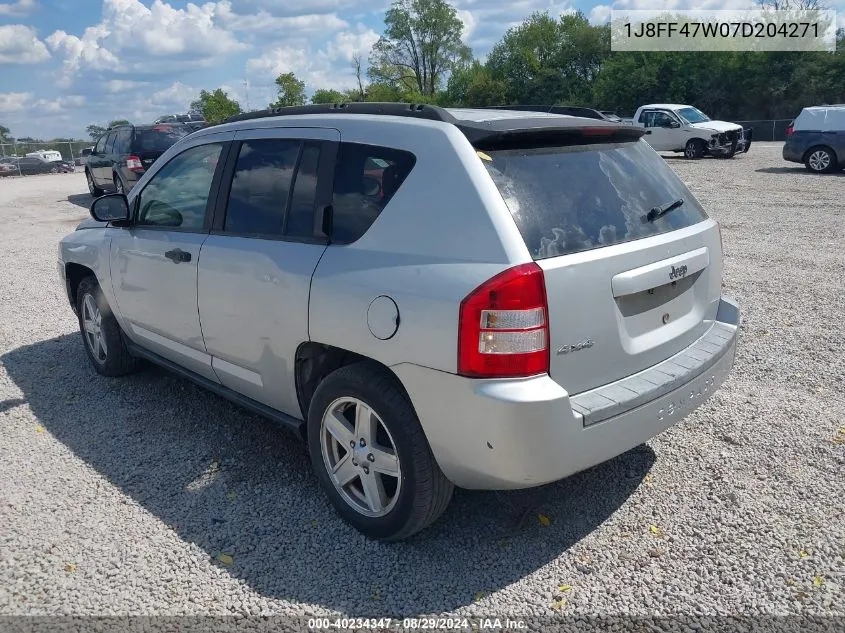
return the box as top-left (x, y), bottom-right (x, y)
top-left (557, 338), bottom-right (594, 355)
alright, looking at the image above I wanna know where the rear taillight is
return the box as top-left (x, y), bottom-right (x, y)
top-left (786, 125), bottom-right (794, 136)
top-left (458, 263), bottom-right (549, 378)
top-left (126, 155), bottom-right (143, 171)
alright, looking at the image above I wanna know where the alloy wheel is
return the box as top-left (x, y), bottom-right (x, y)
top-left (808, 150), bottom-right (831, 172)
top-left (320, 397), bottom-right (402, 518)
top-left (82, 294), bottom-right (108, 363)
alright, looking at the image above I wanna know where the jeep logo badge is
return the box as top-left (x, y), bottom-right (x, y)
top-left (669, 264), bottom-right (688, 280)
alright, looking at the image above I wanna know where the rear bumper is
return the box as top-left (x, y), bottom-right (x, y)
top-left (394, 296), bottom-right (740, 490)
top-left (782, 141), bottom-right (805, 163)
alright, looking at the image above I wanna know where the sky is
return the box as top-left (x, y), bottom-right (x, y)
top-left (0, 0), bottom-right (843, 140)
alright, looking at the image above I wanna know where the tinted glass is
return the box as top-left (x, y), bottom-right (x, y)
top-left (104, 133), bottom-right (117, 154)
top-left (285, 143), bottom-right (321, 238)
top-left (483, 140), bottom-right (708, 260)
top-left (94, 135), bottom-right (108, 154)
top-left (678, 107), bottom-right (710, 123)
top-left (116, 128), bottom-right (132, 154)
top-left (133, 126), bottom-right (189, 153)
top-left (331, 142), bottom-right (416, 244)
top-left (224, 139), bottom-right (300, 235)
top-left (137, 143), bottom-right (222, 230)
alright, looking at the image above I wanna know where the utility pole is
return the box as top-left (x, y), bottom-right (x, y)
top-left (243, 80), bottom-right (250, 112)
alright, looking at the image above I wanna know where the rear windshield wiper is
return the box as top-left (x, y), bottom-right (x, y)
top-left (645, 198), bottom-right (684, 222)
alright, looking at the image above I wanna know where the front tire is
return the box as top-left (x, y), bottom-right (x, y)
top-left (804, 146), bottom-right (837, 173)
top-left (307, 362), bottom-right (453, 541)
top-left (76, 276), bottom-right (141, 377)
top-left (86, 169), bottom-right (104, 196)
top-left (684, 139), bottom-right (706, 160)
top-left (113, 173), bottom-right (125, 194)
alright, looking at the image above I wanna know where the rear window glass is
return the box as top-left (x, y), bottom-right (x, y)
top-left (133, 126), bottom-right (189, 152)
top-left (483, 140), bottom-right (708, 260)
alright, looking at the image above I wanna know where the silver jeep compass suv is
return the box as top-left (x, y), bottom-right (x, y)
top-left (58, 103), bottom-right (740, 541)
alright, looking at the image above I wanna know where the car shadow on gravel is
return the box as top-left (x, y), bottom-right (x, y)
top-left (2, 334), bottom-right (653, 615)
top-left (756, 166), bottom-right (845, 177)
top-left (67, 193), bottom-right (94, 208)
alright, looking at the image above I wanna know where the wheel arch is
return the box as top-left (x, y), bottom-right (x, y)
top-left (802, 144), bottom-right (838, 164)
top-left (294, 342), bottom-right (413, 439)
top-left (64, 262), bottom-right (96, 315)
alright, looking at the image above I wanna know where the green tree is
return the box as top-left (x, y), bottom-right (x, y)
top-left (487, 11), bottom-right (609, 106)
top-left (368, 0), bottom-right (472, 97)
top-left (85, 124), bottom-right (106, 141)
top-left (270, 72), bottom-right (306, 108)
top-left (108, 119), bottom-right (131, 127)
top-left (444, 60), bottom-right (507, 106)
top-left (0, 124), bottom-right (13, 144)
top-left (190, 88), bottom-right (242, 124)
top-left (311, 89), bottom-right (346, 104)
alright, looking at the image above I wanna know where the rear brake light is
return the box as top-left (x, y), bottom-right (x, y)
top-left (126, 155), bottom-right (143, 171)
top-left (786, 125), bottom-right (794, 136)
top-left (581, 127), bottom-right (616, 137)
top-left (458, 263), bottom-right (549, 378)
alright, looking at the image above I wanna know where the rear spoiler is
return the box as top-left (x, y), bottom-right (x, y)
top-left (458, 121), bottom-right (646, 151)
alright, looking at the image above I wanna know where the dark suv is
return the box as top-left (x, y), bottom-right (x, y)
top-left (84, 123), bottom-right (190, 196)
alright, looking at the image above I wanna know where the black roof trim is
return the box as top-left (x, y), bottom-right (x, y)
top-left (222, 102), bottom-right (459, 125)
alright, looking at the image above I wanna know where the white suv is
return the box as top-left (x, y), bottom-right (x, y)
top-left (58, 103), bottom-right (740, 540)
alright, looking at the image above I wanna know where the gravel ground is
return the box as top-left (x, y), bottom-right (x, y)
top-left (0, 146), bottom-right (843, 623)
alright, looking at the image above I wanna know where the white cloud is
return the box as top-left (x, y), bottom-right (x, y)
top-left (590, 5), bottom-right (612, 24)
top-left (457, 9), bottom-right (477, 43)
top-left (46, 0), bottom-right (249, 79)
top-left (47, 27), bottom-right (118, 74)
top-left (216, 0), bottom-right (348, 36)
top-left (0, 0), bottom-right (36, 16)
top-left (0, 92), bottom-right (32, 112)
top-left (33, 94), bottom-right (85, 114)
top-left (0, 25), bottom-right (51, 64)
top-left (103, 79), bottom-right (149, 93)
top-left (322, 25), bottom-right (380, 62)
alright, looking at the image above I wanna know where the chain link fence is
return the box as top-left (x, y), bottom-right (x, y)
top-left (732, 119), bottom-right (793, 142)
top-left (1, 140), bottom-right (94, 166)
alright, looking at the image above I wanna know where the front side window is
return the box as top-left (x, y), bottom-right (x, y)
top-left (223, 139), bottom-right (300, 235)
top-left (137, 143), bottom-right (222, 230)
top-left (94, 134), bottom-right (108, 154)
top-left (331, 142), bottom-right (416, 244)
top-left (104, 132), bottom-right (117, 154)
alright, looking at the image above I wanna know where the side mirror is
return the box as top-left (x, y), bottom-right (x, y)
top-left (81, 148), bottom-right (92, 157)
top-left (90, 193), bottom-right (130, 223)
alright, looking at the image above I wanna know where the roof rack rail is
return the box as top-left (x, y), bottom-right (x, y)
top-left (480, 105), bottom-right (607, 121)
top-left (221, 102), bottom-right (459, 125)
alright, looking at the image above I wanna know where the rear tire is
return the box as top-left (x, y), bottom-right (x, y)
top-left (76, 276), bottom-right (141, 377)
top-left (804, 146), bottom-right (837, 173)
top-left (307, 361), bottom-right (453, 541)
top-left (684, 139), bottom-right (706, 160)
top-left (86, 169), bottom-right (104, 196)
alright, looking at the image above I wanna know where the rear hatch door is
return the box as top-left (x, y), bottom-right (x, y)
top-left (132, 124), bottom-right (190, 170)
top-left (481, 138), bottom-right (723, 394)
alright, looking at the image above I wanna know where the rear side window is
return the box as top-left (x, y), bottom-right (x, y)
top-left (116, 128), bottom-right (132, 154)
top-left (483, 140), bottom-right (708, 260)
top-left (224, 139), bottom-right (301, 235)
top-left (133, 126), bottom-right (189, 153)
top-left (331, 142), bottom-right (416, 244)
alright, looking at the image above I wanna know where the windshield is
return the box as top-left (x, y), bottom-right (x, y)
top-left (482, 140), bottom-right (708, 260)
top-left (677, 107), bottom-right (711, 124)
